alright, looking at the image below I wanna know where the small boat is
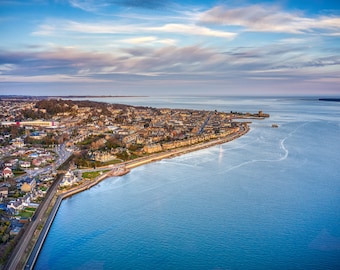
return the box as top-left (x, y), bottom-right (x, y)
top-left (272, 124), bottom-right (279, 128)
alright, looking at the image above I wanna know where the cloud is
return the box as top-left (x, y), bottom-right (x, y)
top-left (1, 42), bottom-right (339, 85)
top-left (0, 64), bottom-right (16, 74)
top-left (31, 24), bottom-right (56, 36)
top-left (121, 36), bottom-right (176, 45)
top-left (199, 5), bottom-right (340, 34)
top-left (307, 77), bottom-right (340, 83)
top-left (32, 20), bottom-right (237, 40)
top-left (68, 0), bottom-right (110, 12)
top-left (0, 47), bottom-right (115, 78)
top-left (0, 45), bottom-right (228, 81)
top-left (30, 20), bottom-right (109, 36)
top-left (148, 23), bottom-right (236, 39)
top-left (0, 74), bottom-right (111, 83)
top-left (278, 38), bottom-right (308, 44)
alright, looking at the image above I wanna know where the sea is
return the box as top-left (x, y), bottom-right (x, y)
top-left (34, 96), bottom-right (340, 270)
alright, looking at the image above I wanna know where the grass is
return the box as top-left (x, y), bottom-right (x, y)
top-left (17, 210), bottom-right (34, 218)
top-left (13, 170), bottom-right (26, 176)
top-left (82, 170), bottom-right (110, 180)
top-left (101, 159), bottom-right (122, 166)
top-left (25, 207), bottom-right (36, 212)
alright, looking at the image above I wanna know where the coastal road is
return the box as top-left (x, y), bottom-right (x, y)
top-left (4, 173), bottom-right (64, 270)
top-left (24, 195), bottom-right (63, 270)
top-left (23, 167), bottom-right (124, 270)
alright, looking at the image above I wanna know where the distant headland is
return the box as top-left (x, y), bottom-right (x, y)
top-left (319, 98), bottom-right (340, 102)
top-left (0, 95), bottom-right (148, 100)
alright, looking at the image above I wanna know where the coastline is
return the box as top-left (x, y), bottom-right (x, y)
top-left (125, 124), bottom-right (249, 170)
top-left (14, 124), bottom-right (249, 270)
top-left (48, 124), bottom-right (249, 200)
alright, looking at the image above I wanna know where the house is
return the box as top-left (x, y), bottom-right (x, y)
top-left (10, 226), bottom-right (22, 236)
top-left (20, 177), bottom-right (36, 193)
top-left (29, 189), bottom-right (43, 201)
top-left (60, 170), bottom-right (79, 187)
top-left (0, 187), bottom-right (9, 198)
top-left (9, 219), bottom-right (24, 236)
top-left (20, 161), bottom-right (31, 168)
top-left (29, 131), bottom-right (47, 140)
top-left (11, 138), bottom-right (25, 148)
top-left (29, 152), bottom-right (39, 158)
top-left (32, 158), bottom-right (42, 167)
top-left (4, 161), bottom-right (15, 168)
top-left (0, 187), bottom-right (9, 202)
top-left (3, 167), bottom-right (14, 178)
top-left (7, 194), bottom-right (30, 211)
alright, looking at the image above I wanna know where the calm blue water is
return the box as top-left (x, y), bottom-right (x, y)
top-left (35, 97), bottom-right (340, 270)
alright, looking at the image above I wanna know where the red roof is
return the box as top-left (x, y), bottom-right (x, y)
top-left (3, 167), bottom-right (12, 173)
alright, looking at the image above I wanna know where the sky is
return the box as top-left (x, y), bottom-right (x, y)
top-left (0, 0), bottom-right (340, 96)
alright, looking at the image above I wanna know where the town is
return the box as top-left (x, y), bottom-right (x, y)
top-left (0, 97), bottom-right (268, 267)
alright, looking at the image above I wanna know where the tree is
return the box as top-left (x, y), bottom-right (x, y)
top-left (2, 234), bottom-right (9, 244)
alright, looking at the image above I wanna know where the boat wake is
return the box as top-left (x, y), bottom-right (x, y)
top-left (219, 122), bottom-right (309, 174)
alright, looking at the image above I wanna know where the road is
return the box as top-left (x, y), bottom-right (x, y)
top-left (24, 194), bottom-right (63, 270)
top-left (17, 144), bottom-right (73, 182)
top-left (4, 144), bottom-right (72, 270)
top-left (197, 111), bottom-right (213, 135)
top-left (4, 172), bottom-right (63, 270)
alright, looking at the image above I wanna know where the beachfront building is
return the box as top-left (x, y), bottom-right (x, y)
top-left (143, 143), bottom-right (162, 154)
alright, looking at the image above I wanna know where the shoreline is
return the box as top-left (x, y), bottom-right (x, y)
top-left (50, 124), bottom-right (249, 200)
top-left (17, 124), bottom-right (249, 269)
top-left (125, 124), bottom-right (249, 170)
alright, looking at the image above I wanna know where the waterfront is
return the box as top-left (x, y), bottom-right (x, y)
top-left (35, 96), bottom-right (340, 269)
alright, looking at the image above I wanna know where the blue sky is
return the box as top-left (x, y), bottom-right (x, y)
top-left (0, 0), bottom-right (339, 96)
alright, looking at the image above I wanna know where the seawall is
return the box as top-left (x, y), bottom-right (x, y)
top-left (24, 170), bottom-right (117, 269)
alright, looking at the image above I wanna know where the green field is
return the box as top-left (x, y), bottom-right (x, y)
top-left (25, 207), bottom-right (37, 212)
top-left (18, 210), bottom-right (34, 218)
top-left (82, 170), bottom-right (110, 180)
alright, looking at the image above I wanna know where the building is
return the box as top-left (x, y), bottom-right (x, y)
top-left (12, 138), bottom-right (25, 148)
top-left (1, 120), bottom-right (59, 127)
top-left (2, 167), bottom-right (14, 178)
top-left (60, 170), bottom-right (79, 187)
top-left (20, 161), bottom-right (31, 168)
top-left (20, 177), bottom-right (36, 192)
top-left (0, 187), bottom-right (9, 201)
